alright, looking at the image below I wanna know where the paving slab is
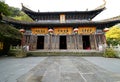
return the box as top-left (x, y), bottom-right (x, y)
top-left (0, 56), bottom-right (120, 82)
top-left (0, 57), bottom-right (46, 82)
top-left (17, 56), bottom-right (120, 82)
top-left (83, 57), bottom-right (120, 73)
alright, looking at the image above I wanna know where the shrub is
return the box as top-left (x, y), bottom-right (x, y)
top-left (9, 49), bottom-right (27, 58)
top-left (103, 48), bottom-right (116, 58)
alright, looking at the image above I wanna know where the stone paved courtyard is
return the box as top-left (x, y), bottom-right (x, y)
top-left (0, 56), bottom-right (120, 82)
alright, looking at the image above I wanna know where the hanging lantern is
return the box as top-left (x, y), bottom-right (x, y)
top-left (19, 29), bottom-right (25, 33)
top-left (48, 29), bottom-right (53, 34)
top-left (73, 28), bottom-right (78, 34)
top-left (103, 28), bottom-right (109, 32)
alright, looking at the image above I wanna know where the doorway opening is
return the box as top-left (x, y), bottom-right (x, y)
top-left (37, 36), bottom-right (44, 49)
top-left (59, 36), bottom-right (67, 49)
top-left (82, 35), bottom-right (91, 50)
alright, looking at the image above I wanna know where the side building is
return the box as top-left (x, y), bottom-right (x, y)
top-left (3, 4), bottom-right (120, 51)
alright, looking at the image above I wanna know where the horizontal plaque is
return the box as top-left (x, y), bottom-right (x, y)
top-left (31, 27), bottom-right (48, 34)
top-left (78, 27), bottom-right (96, 34)
top-left (54, 27), bottom-right (72, 35)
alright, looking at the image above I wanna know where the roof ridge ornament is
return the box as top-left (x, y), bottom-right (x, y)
top-left (21, 3), bottom-right (24, 7)
top-left (95, 0), bottom-right (106, 10)
top-left (21, 3), bottom-right (33, 12)
top-left (103, 0), bottom-right (106, 5)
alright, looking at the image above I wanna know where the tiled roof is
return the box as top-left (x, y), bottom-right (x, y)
top-left (2, 15), bottom-right (120, 28)
top-left (21, 4), bottom-right (105, 20)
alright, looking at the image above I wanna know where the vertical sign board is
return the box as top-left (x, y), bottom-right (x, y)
top-left (0, 42), bottom-right (3, 50)
top-left (60, 14), bottom-right (66, 23)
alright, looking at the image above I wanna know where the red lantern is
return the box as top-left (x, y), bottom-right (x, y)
top-left (48, 29), bottom-right (53, 32)
top-left (74, 28), bottom-right (78, 34)
top-left (103, 28), bottom-right (109, 32)
top-left (19, 29), bottom-right (25, 33)
top-left (74, 28), bottom-right (78, 32)
top-left (48, 29), bottom-right (53, 34)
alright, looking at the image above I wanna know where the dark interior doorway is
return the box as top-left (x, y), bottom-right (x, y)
top-left (59, 36), bottom-right (67, 49)
top-left (82, 35), bottom-right (91, 50)
top-left (37, 36), bottom-right (44, 49)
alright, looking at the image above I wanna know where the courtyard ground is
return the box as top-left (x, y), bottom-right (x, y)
top-left (0, 56), bottom-right (120, 82)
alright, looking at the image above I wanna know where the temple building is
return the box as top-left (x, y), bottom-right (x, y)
top-left (2, 2), bottom-right (120, 51)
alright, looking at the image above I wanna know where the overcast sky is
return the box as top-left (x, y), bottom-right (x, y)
top-left (5, 0), bottom-right (120, 20)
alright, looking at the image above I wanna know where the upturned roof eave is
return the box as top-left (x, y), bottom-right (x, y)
top-left (3, 19), bottom-right (120, 27)
top-left (21, 4), bottom-right (105, 20)
top-left (2, 15), bottom-right (120, 28)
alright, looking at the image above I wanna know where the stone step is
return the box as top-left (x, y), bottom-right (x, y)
top-left (27, 50), bottom-right (103, 56)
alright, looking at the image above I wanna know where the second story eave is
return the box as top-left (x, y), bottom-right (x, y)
top-left (22, 5), bottom-right (105, 21)
top-left (2, 15), bottom-right (120, 29)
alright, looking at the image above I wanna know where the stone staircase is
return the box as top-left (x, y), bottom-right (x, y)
top-left (27, 50), bottom-right (103, 56)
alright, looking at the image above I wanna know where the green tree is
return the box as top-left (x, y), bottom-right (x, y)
top-left (0, 23), bottom-right (22, 55)
top-left (13, 11), bottom-right (33, 22)
top-left (0, 1), bottom-right (10, 19)
top-left (0, 1), bottom-right (32, 22)
top-left (8, 6), bottom-right (21, 17)
top-left (105, 24), bottom-right (120, 46)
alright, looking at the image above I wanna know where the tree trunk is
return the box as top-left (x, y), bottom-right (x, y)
top-left (0, 12), bottom-right (2, 20)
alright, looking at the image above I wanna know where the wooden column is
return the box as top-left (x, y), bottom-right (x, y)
top-left (29, 35), bottom-right (37, 50)
top-left (71, 35), bottom-right (75, 49)
top-left (73, 35), bottom-right (77, 49)
top-left (24, 35), bottom-right (31, 46)
top-left (46, 34), bottom-right (52, 49)
top-left (102, 34), bottom-right (106, 44)
top-left (71, 34), bottom-right (80, 49)
top-left (90, 34), bottom-right (96, 49)
top-left (76, 34), bottom-right (80, 49)
top-left (51, 35), bottom-right (57, 49)
top-left (67, 35), bottom-right (71, 49)
top-left (44, 34), bottom-right (49, 49)
top-left (49, 35), bottom-right (52, 49)
top-left (94, 34), bottom-right (98, 49)
top-left (44, 35), bottom-right (59, 50)
top-left (102, 33), bottom-right (107, 48)
top-left (96, 34), bottom-right (103, 45)
top-left (55, 35), bottom-right (59, 49)
top-left (95, 34), bottom-right (99, 47)
top-left (78, 35), bottom-right (83, 49)
top-left (67, 35), bottom-right (76, 49)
